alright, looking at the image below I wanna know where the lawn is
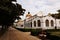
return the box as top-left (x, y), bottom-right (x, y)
top-left (16, 28), bottom-right (60, 37)
top-left (49, 31), bottom-right (60, 37)
top-left (46, 29), bottom-right (60, 37)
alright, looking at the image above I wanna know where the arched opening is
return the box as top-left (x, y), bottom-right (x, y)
top-left (46, 19), bottom-right (49, 27)
top-left (31, 22), bottom-right (32, 27)
top-left (37, 20), bottom-right (41, 27)
top-left (34, 21), bottom-right (36, 27)
top-left (51, 20), bottom-right (54, 27)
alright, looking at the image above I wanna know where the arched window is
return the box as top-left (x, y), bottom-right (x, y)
top-left (31, 22), bottom-right (32, 27)
top-left (37, 20), bottom-right (41, 27)
top-left (34, 21), bottom-right (36, 27)
top-left (46, 19), bottom-right (49, 27)
top-left (51, 20), bottom-right (54, 26)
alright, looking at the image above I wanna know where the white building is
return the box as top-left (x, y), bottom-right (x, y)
top-left (14, 19), bottom-right (24, 28)
top-left (24, 12), bottom-right (60, 29)
top-left (15, 12), bottom-right (60, 29)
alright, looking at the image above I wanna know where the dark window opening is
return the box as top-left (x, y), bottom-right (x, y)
top-left (51, 20), bottom-right (54, 26)
top-left (37, 20), bottom-right (41, 27)
top-left (46, 20), bottom-right (49, 27)
top-left (34, 21), bottom-right (36, 27)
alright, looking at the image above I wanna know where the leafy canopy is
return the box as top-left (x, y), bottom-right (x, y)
top-left (51, 9), bottom-right (60, 19)
top-left (0, 0), bottom-right (25, 26)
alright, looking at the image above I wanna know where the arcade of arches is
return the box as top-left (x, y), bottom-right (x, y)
top-left (45, 20), bottom-right (54, 27)
top-left (33, 20), bottom-right (41, 27)
top-left (32, 20), bottom-right (54, 27)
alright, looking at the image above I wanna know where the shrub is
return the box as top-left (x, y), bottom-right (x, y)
top-left (16, 28), bottom-right (42, 36)
top-left (16, 28), bottom-right (31, 32)
top-left (31, 29), bottom-right (42, 36)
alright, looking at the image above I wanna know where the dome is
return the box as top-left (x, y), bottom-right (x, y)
top-left (26, 12), bottom-right (32, 18)
top-left (48, 13), bottom-right (51, 16)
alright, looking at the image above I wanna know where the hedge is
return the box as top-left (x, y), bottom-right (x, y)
top-left (16, 28), bottom-right (60, 36)
top-left (16, 28), bottom-right (42, 36)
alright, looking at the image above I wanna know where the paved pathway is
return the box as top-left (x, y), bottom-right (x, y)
top-left (0, 27), bottom-right (40, 40)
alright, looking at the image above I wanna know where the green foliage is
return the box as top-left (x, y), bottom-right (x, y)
top-left (57, 10), bottom-right (60, 13)
top-left (17, 28), bottom-right (60, 36)
top-left (46, 29), bottom-right (60, 38)
top-left (0, 0), bottom-right (25, 28)
top-left (51, 9), bottom-right (60, 19)
top-left (16, 28), bottom-right (42, 36)
top-left (46, 29), bottom-right (60, 32)
top-left (31, 29), bottom-right (41, 36)
top-left (0, 0), bottom-right (16, 2)
top-left (16, 28), bottom-right (31, 32)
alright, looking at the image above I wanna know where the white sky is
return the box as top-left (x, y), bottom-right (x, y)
top-left (17, 0), bottom-right (60, 20)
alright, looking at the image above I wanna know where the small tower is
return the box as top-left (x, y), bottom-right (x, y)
top-left (48, 13), bottom-right (51, 16)
top-left (26, 12), bottom-right (32, 19)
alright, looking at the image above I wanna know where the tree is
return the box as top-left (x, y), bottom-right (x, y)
top-left (0, 0), bottom-right (25, 30)
top-left (57, 10), bottom-right (60, 13)
top-left (57, 9), bottom-right (60, 18)
top-left (51, 9), bottom-right (60, 19)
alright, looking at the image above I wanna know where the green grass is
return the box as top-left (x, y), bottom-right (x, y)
top-left (46, 29), bottom-right (60, 37)
top-left (50, 31), bottom-right (60, 37)
top-left (16, 28), bottom-right (60, 37)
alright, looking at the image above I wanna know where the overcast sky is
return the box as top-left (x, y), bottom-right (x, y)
top-left (17, 0), bottom-right (60, 19)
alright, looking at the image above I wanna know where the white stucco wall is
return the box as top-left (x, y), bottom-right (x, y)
top-left (24, 15), bottom-right (60, 29)
top-left (56, 19), bottom-right (60, 29)
top-left (16, 21), bottom-right (24, 28)
top-left (27, 15), bottom-right (56, 29)
top-left (42, 16), bottom-right (55, 29)
top-left (32, 16), bottom-right (42, 29)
